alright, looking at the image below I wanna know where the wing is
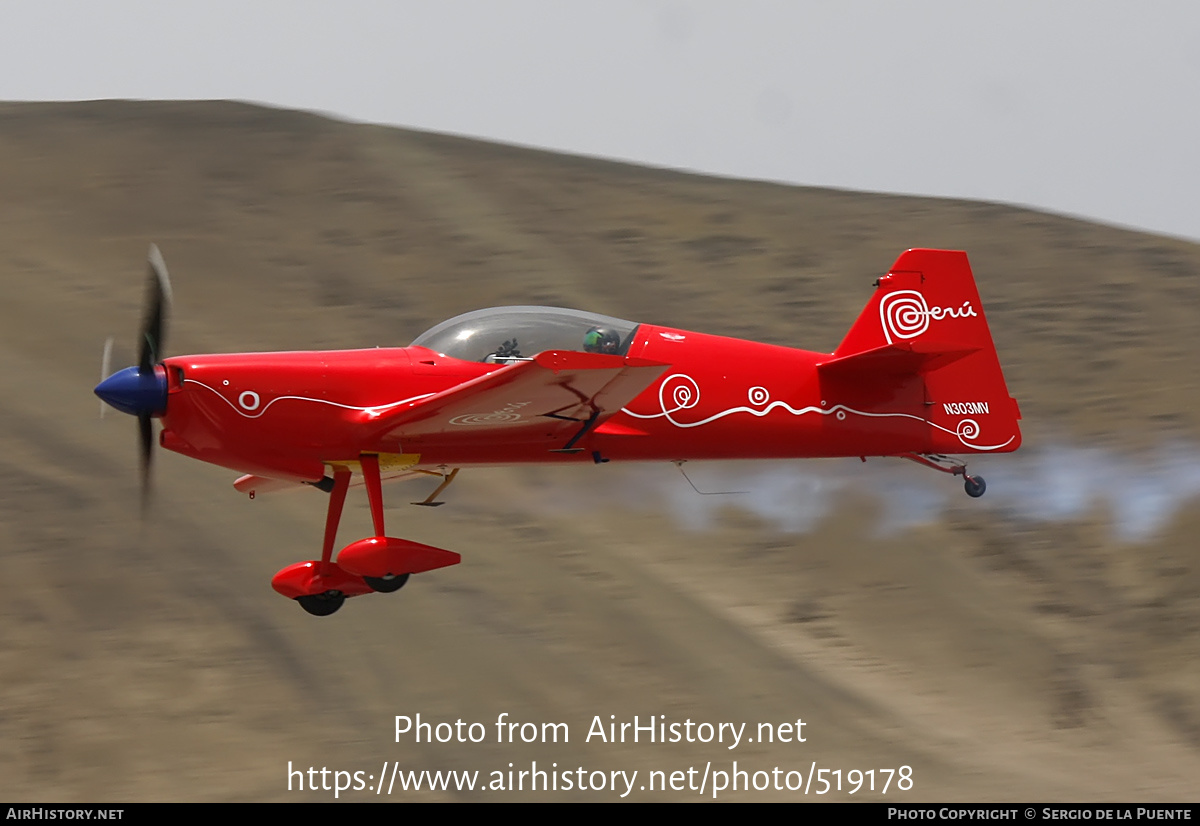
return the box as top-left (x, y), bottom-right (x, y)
top-left (367, 350), bottom-right (668, 450)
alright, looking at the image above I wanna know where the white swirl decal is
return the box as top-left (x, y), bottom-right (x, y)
top-left (879, 290), bottom-right (978, 344)
top-left (880, 291), bottom-right (930, 342)
top-left (448, 401), bottom-right (532, 427)
top-left (659, 374), bottom-right (701, 415)
top-left (956, 418), bottom-right (980, 441)
top-left (448, 412), bottom-right (523, 426)
top-left (622, 373), bottom-right (1014, 451)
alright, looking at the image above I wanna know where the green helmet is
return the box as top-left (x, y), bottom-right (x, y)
top-left (583, 327), bottom-right (620, 354)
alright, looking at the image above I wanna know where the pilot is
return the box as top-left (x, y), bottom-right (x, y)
top-left (583, 326), bottom-right (621, 355)
top-left (483, 338), bottom-right (522, 363)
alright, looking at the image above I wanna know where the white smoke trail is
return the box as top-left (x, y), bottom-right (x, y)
top-left (512, 440), bottom-right (1200, 542)
top-left (979, 441), bottom-right (1200, 540)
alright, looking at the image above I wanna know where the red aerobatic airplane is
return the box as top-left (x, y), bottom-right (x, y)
top-left (96, 247), bottom-right (1021, 616)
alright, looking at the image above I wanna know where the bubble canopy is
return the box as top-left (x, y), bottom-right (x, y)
top-left (411, 306), bottom-right (640, 363)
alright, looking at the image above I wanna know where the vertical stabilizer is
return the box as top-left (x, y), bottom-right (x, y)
top-left (825, 249), bottom-right (1021, 454)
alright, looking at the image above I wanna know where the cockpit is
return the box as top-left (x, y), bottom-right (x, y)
top-left (411, 306), bottom-right (640, 364)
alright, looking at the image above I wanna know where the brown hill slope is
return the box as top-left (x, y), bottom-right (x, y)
top-left (1, 100), bottom-right (1199, 801)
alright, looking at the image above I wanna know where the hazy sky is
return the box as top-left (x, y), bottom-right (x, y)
top-left (3, 1), bottom-right (1197, 241)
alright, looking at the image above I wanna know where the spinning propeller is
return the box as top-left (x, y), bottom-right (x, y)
top-left (94, 244), bottom-right (173, 509)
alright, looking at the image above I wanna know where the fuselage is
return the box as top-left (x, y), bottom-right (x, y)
top-left (153, 320), bottom-right (1009, 484)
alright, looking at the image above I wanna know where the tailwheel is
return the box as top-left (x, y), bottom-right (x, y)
top-left (296, 591), bottom-right (346, 616)
top-left (964, 475), bottom-right (986, 498)
top-left (364, 573), bottom-right (410, 593)
top-left (900, 453), bottom-right (989, 498)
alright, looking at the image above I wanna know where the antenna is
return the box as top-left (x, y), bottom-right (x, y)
top-left (673, 460), bottom-right (747, 496)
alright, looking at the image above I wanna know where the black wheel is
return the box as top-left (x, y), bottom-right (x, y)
top-left (364, 573), bottom-right (410, 593)
top-left (964, 476), bottom-right (986, 498)
top-left (296, 591), bottom-right (345, 616)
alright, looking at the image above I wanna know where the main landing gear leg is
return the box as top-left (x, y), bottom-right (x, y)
top-left (321, 468), bottom-right (351, 566)
top-left (358, 453), bottom-right (410, 594)
top-left (295, 467), bottom-right (352, 617)
top-left (899, 453), bottom-right (986, 498)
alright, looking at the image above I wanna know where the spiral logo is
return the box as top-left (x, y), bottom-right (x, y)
top-left (879, 290), bottom-right (930, 343)
top-left (748, 386), bottom-right (770, 406)
top-left (659, 374), bottom-right (701, 414)
top-left (449, 412), bottom-right (524, 426)
top-left (956, 418), bottom-right (980, 441)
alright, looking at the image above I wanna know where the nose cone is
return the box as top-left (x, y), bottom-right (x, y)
top-left (95, 366), bottom-right (168, 417)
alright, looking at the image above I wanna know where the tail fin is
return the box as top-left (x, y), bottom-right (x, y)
top-left (819, 249), bottom-right (1021, 454)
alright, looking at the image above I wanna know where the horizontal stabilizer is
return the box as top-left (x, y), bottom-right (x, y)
top-left (817, 340), bottom-right (979, 377)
